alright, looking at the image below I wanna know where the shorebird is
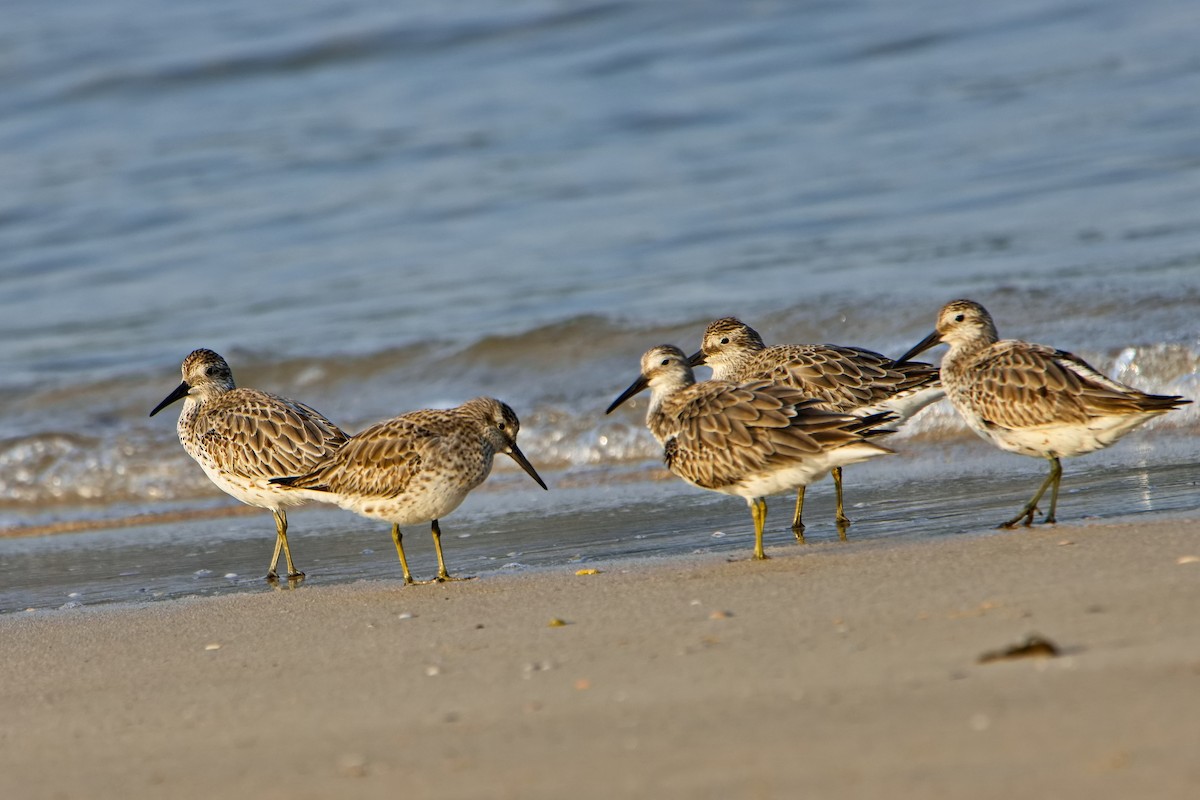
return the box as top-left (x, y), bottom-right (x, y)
top-left (898, 299), bottom-right (1190, 527)
top-left (271, 397), bottom-right (547, 584)
top-left (606, 345), bottom-right (894, 559)
top-left (149, 349), bottom-right (348, 581)
top-left (689, 317), bottom-right (941, 537)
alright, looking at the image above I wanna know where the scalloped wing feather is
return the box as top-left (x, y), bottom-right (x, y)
top-left (284, 416), bottom-right (440, 497)
top-left (960, 342), bottom-right (1180, 430)
top-left (660, 382), bottom-right (874, 490)
top-left (737, 344), bottom-right (938, 412)
top-left (199, 389), bottom-right (347, 482)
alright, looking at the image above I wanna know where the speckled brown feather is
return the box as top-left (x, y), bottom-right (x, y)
top-left (275, 398), bottom-right (530, 501)
top-left (654, 380), bottom-right (888, 490)
top-left (699, 317), bottom-right (939, 413)
top-left (196, 388), bottom-right (349, 481)
top-left (956, 340), bottom-right (1185, 430)
top-left (277, 415), bottom-right (440, 497)
top-left (746, 344), bottom-right (937, 411)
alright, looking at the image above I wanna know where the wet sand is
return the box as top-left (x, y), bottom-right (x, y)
top-left (3, 518), bottom-right (1198, 799)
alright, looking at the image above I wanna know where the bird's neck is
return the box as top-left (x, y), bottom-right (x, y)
top-left (645, 373), bottom-right (693, 440)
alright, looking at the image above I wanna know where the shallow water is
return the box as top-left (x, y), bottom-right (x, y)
top-left (3, 452), bottom-right (1196, 613)
top-left (2, 0), bottom-right (1199, 609)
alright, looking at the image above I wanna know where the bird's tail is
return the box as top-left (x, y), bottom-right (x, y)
top-left (268, 473), bottom-right (330, 492)
top-left (849, 410), bottom-right (898, 439)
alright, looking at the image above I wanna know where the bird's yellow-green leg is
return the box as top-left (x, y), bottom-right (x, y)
top-left (391, 523), bottom-right (422, 585)
top-left (431, 519), bottom-right (473, 582)
top-left (1001, 457), bottom-right (1062, 529)
top-left (1043, 457), bottom-right (1063, 524)
top-left (791, 487), bottom-right (806, 542)
top-left (267, 529), bottom-right (283, 581)
top-left (267, 509), bottom-right (304, 581)
top-left (751, 497), bottom-right (769, 560)
top-left (832, 467), bottom-right (851, 539)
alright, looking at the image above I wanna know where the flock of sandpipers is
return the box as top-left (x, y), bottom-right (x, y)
top-left (150, 299), bottom-right (1189, 584)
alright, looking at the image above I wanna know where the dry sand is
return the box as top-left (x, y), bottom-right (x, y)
top-left (3, 519), bottom-right (1199, 799)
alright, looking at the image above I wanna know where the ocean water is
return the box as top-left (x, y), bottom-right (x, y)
top-left (2, 0), bottom-right (1198, 611)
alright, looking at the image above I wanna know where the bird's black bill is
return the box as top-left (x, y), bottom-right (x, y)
top-left (686, 350), bottom-right (707, 368)
top-left (149, 381), bottom-right (190, 417)
top-left (896, 330), bottom-right (943, 364)
top-left (507, 442), bottom-right (549, 490)
top-left (605, 374), bottom-right (649, 415)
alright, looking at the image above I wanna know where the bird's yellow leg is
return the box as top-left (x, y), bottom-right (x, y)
top-left (432, 519), bottom-right (473, 582)
top-left (267, 509), bottom-right (304, 581)
top-left (1043, 457), bottom-right (1063, 524)
top-left (751, 497), bottom-right (769, 560)
top-left (266, 525), bottom-right (283, 581)
top-left (791, 486), bottom-right (806, 542)
top-left (833, 467), bottom-right (851, 538)
top-left (391, 523), bottom-right (423, 585)
top-left (1001, 458), bottom-right (1060, 528)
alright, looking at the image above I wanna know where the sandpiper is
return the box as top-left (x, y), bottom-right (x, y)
top-left (689, 317), bottom-right (941, 537)
top-left (898, 299), bottom-right (1190, 527)
top-left (149, 349), bottom-right (348, 581)
top-left (607, 345), bottom-right (894, 559)
top-left (272, 397), bottom-right (547, 584)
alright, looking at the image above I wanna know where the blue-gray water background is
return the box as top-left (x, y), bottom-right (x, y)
top-left (2, 0), bottom-right (1198, 610)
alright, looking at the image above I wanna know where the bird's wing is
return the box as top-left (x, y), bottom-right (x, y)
top-left (664, 381), bottom-right (872, 489)
top-left (281, 415), bottom-right (441, 496)
top-left (744, 344), bottom-right (938, 411)
top-left (960, 341), bottom-right (1172, 429)
top-left (199, 389), bottom-right (348, 481)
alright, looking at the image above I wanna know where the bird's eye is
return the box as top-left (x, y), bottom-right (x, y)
top-left (497, 422), bottom-right (506, 430)
top-left (720, 337), bottom-right (730, 344)
top-left (954, 314), bottom-right (965, 323)
top-left (661, 358), bottom-right (670, 366)
top-left (205, 366), bottom-right (218, 376)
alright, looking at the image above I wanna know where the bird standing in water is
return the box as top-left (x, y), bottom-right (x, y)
top-left (272, 397), bottom-right (547, 584)
top-left (898, 299), bottom-right (1189, 527)
top-left (150, 349), bottom-right (348, 581)
top-left (690, 317), bottom-right (940, 538)
top-left (608, 345), bottom-right (894, 559)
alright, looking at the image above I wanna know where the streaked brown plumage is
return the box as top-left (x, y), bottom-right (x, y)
top-left (607, 345), bottom-right (893, 559)
top-left (690, 317), bottom-right (942, 535)
top-left (899, 299), bottom-right (1190, 527)
top-left (149, 348), bottom-right (348, 580)
top-left (272, 397), bottom-right (547, 584)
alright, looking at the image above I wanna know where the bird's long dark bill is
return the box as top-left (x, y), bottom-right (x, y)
top-left (896, 330), bottom-right (943, 364)
top-left (507, 443), bottom-right (549, 490)
top-left (686, 350), bottom-right (707, 368)
top-left (149, 381), bottom-right (190, 417)
top-left (605, 374), bottom-right (649, 415)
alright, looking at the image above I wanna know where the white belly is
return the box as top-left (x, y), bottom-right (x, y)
top-left (196, 460), bottom-right (309, 512)
top-left (332, 476), bottom-right (475, 527)
top-left (972, 413), bottom-right (1162, 459)
top-left (710, 441), bottom-right (890, 500)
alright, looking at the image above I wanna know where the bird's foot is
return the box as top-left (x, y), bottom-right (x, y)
top-left (265, 572), bottom-right (304, 590)
top-left (999, 506), bottom-right (1038, 529)
top-left (435, 573), bottom-right (475, 583)
top-left (835, 516), bottom-right (851, 542)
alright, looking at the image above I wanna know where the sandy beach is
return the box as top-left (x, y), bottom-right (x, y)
top-left (3, 518), bottom-right (1198, 799)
